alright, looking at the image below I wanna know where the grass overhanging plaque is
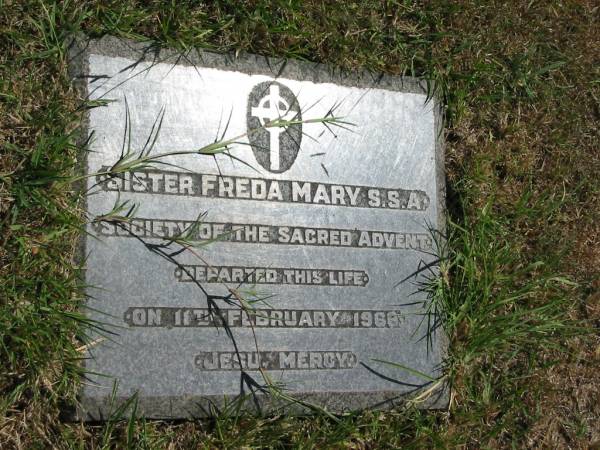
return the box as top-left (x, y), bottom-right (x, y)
top-left (68, 35), bottom-right (448, 419)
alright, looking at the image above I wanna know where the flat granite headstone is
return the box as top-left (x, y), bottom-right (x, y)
top-left (68, 35), bottom-right (448, 419)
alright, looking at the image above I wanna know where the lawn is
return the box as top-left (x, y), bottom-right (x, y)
top-left (1, 1), bottom-right (598, 448)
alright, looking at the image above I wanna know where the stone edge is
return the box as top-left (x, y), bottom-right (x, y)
top-left (76, 385), bottom-right (450, 421)
top-left (64, 33), bottom-right (450, 420)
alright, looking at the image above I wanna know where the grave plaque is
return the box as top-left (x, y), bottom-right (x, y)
top-left (69, 35), bottom-right (448, 419)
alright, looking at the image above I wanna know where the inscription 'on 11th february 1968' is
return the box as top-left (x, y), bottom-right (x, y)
top-left (72, 35), bottom-right (447, 419)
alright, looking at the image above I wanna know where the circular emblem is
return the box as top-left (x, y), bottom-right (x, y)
top-left (247, 81), bottom-right (302, 173)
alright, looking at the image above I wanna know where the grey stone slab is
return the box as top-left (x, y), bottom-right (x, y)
top-left (67, 34), bottom-right (448, 420)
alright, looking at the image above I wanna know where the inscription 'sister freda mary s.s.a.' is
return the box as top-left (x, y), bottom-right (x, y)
top-left (69, 35), bottom-right (448, 419)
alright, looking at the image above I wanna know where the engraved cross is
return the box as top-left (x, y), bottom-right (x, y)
top-left (251, 84), bottom-right (298, 171)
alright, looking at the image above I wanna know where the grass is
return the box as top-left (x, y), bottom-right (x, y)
top-left (1, 0), bottom-right (599, 448)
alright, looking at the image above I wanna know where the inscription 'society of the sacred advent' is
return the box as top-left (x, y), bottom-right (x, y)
top-left (75, 35), bottom-right (447, 419)
top-left (92, 219), bottom-right (433, 250)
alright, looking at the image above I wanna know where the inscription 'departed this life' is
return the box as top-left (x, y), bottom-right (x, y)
top-left (73, 35), bottom-right (447, 419)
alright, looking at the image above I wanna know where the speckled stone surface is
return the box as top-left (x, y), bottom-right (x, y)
top-left (67, 35), bottom-right (448, 420)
